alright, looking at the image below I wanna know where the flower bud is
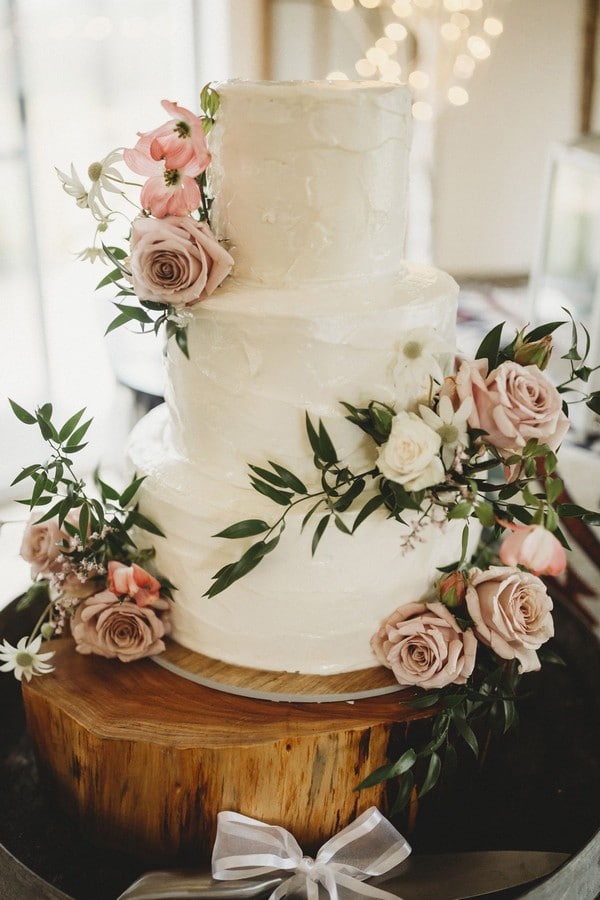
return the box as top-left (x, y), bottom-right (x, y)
top-left (437, 570), bottom-right (466, 608)
top-left (513, 333), bottom-right (553, 371)
top-left (40, 622), bottom-right (55, 640)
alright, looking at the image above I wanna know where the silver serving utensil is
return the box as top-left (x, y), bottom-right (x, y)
top-left (116, 849), bottom-right (570, 900)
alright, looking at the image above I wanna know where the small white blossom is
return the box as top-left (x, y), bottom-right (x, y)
top-left (56, 163), bottom-right (89, 209)
top-left (0, 635), bottom-right (55, 681)
top-left (76, 247), bottom-right (108, 264)
top-left (86, 149), bottom-right (125, 218)
top-left (392, 328), bottom-right (453, 409)
top-left (419, 394), bottom-right (473, 468)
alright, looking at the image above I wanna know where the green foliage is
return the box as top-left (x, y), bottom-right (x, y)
top-left (9, 400), bottom-right (164, 580)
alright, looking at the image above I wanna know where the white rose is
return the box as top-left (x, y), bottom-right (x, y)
top-left (377, 411), bottom-right (444, 491)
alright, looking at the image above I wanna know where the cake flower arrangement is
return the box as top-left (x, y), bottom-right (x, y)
top-left (56, 85), bottom-right (233, 357)
top-left (4, 89), bottom-right (600, 821)
top-left (1, 403), bottom-right (173, 680)
top-left (208, 317), bottom-right (600, 810)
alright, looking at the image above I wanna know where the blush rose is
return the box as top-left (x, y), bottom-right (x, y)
top-left (20, 513), bottom-right (64, 578)
top-left (371, 601), bottom-right (477, 689)
top-left (465, 565), bottom-right (554, 673)
top-left (499, 522), bottom-right (567, 577)
top-left (128, 215), bottom-right (234, 308)
top-left (376, 411), bottom-right (444, 491)
top-left (107, 561), bottom-right (162, 608)
top-left (449, 359), bottom-right (569, 454)
top-left (71, 590), bottom-right (171, 663)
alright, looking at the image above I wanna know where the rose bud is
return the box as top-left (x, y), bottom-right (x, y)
top-left (513, 332), bottom-right (553, 371)
top-left (437, 570), bottom-right (467, 608)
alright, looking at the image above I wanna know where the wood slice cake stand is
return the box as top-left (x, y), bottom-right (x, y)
top-left (21, 638), bottom-right (430, 864)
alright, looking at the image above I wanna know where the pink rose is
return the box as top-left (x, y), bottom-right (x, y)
top-left (107, 561), bottom-right (162, 608)
top-left (128, 215), bottom-right (233, 307)
top-left (71, 590), bottom-right (171, 663)
top-left (20, 512), bottom-right (64, 578)
top-left (371, 601), bottom-right (477, 689)
top-left (499, 522), bottom-right (567, 576)
top-left (452, 359), bottom-right (569, 454)
top-left (465, 565), bottom-right (554, 673)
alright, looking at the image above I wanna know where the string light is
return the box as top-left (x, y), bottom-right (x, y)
top-left (484, 16), bottom-right (504, 35)
top-left (376, 36), bottom-right (398, 55)
top-left (384, 22), bottom-right (408, 40)
top-left (355, 58), bottom-right (377, 76)
top-left (467, 34), bottom-right (491, 59)
top-left (391, 0), bottom-right (413, 17)
top-left (409, 70), bottom-right (430, 90)
top-left (448, 85), bottom-right (469, 105)
top-left (440, 22), bottom-right (461, 41)
top-left (330, 0), bottom-right (508, 117)
top-left (453, 53), bottom-right (476, 78)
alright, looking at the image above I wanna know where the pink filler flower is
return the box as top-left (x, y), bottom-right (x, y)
top-left (107, 561), bottom-right (162, 608)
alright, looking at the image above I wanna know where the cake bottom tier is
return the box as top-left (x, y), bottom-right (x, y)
top-left (128, 405), bottom-right (478, 675)
top-left (21, 640), bottom-right (432, 863)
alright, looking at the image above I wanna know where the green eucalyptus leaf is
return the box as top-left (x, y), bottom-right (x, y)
top-left (447, 502), bottom-right (473, 520)
top-left (475, 322), bottom-right (504, 368)
top-left (105, 312), bottom-right (135, 335)
top-left (333, 477), bottom-right (365, 513)
top-left (352, 493), bottom-right (385, 532)
top-left (10, 463), bottom-right (41, 486)
top-left (78, 502), bottom-right (90, 544)
top-left (419, 751), bottom-right (442, 797)
top-left (389, 771), bottom-right (415, 816)
top-left (250, 478), bottom-right (292, 507)
top-left (356, 748), bottom-right (417, 790)
top-left (586, 391), bottom-right (600, 414)
top-left (301, 499), bottom-right (325, 531)
top-left (452, 714), bottom-right (479, 757)
top-left (96, 267), bottom-right (125, 289)
top-left (119, 475), bottom-right (147, 508)
top-left (268, 462), bottom-right (308, 495)
top-left (175, 325), bottom-right (189, 358)
top-left (311, 514), bottom-right (330, 555)
top-left (409, 691), bottom-right (440, 709)
top-left (129, 511), bottom-right (165, 537)
top-left (214, 520), bottom-right (271, 539)
top-left (9, 399), bottom-right (37, 425)
top-left (249, 465), bottom-right (286, 489)
top-left (474, 501), bottom-right (496, 528)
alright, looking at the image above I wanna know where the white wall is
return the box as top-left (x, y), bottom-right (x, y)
top-left (433, 0), bottom-right (584, 277)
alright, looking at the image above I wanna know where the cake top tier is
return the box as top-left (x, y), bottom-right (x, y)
top-left (208, 80), bottom-right (411, 286)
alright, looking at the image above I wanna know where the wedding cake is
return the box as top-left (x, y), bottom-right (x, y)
top-left (127, 80), bottom-right (466, 676)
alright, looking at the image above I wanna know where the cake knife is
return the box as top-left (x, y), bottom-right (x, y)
top-left (116, 849), bottom-right (570, 899)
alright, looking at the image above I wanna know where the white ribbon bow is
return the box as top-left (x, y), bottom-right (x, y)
top-left (211, 807), bottom-right (411, 900)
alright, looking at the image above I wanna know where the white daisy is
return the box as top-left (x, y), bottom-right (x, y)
top-left (0, 635), bottom-right (55, 682)
top-left (392, 328), bottom-right (453, 409)
top-left (419, 394), bottom-right (473, 468)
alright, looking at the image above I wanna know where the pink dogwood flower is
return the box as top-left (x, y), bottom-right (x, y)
top-left (124, 100), bottom-right (210, 218)
top-left (499, 522), bottom-right (567, 577)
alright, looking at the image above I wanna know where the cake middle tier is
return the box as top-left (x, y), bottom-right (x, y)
top-left (127, 406), bottom-right (478, 675)
top-left (165, 263), bottom-right (458, 485)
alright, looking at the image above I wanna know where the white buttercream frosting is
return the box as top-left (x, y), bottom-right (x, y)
top-left (127, 80), bottom-right (468, 675)
top-left (208, 80), bottom-right (411, 285)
